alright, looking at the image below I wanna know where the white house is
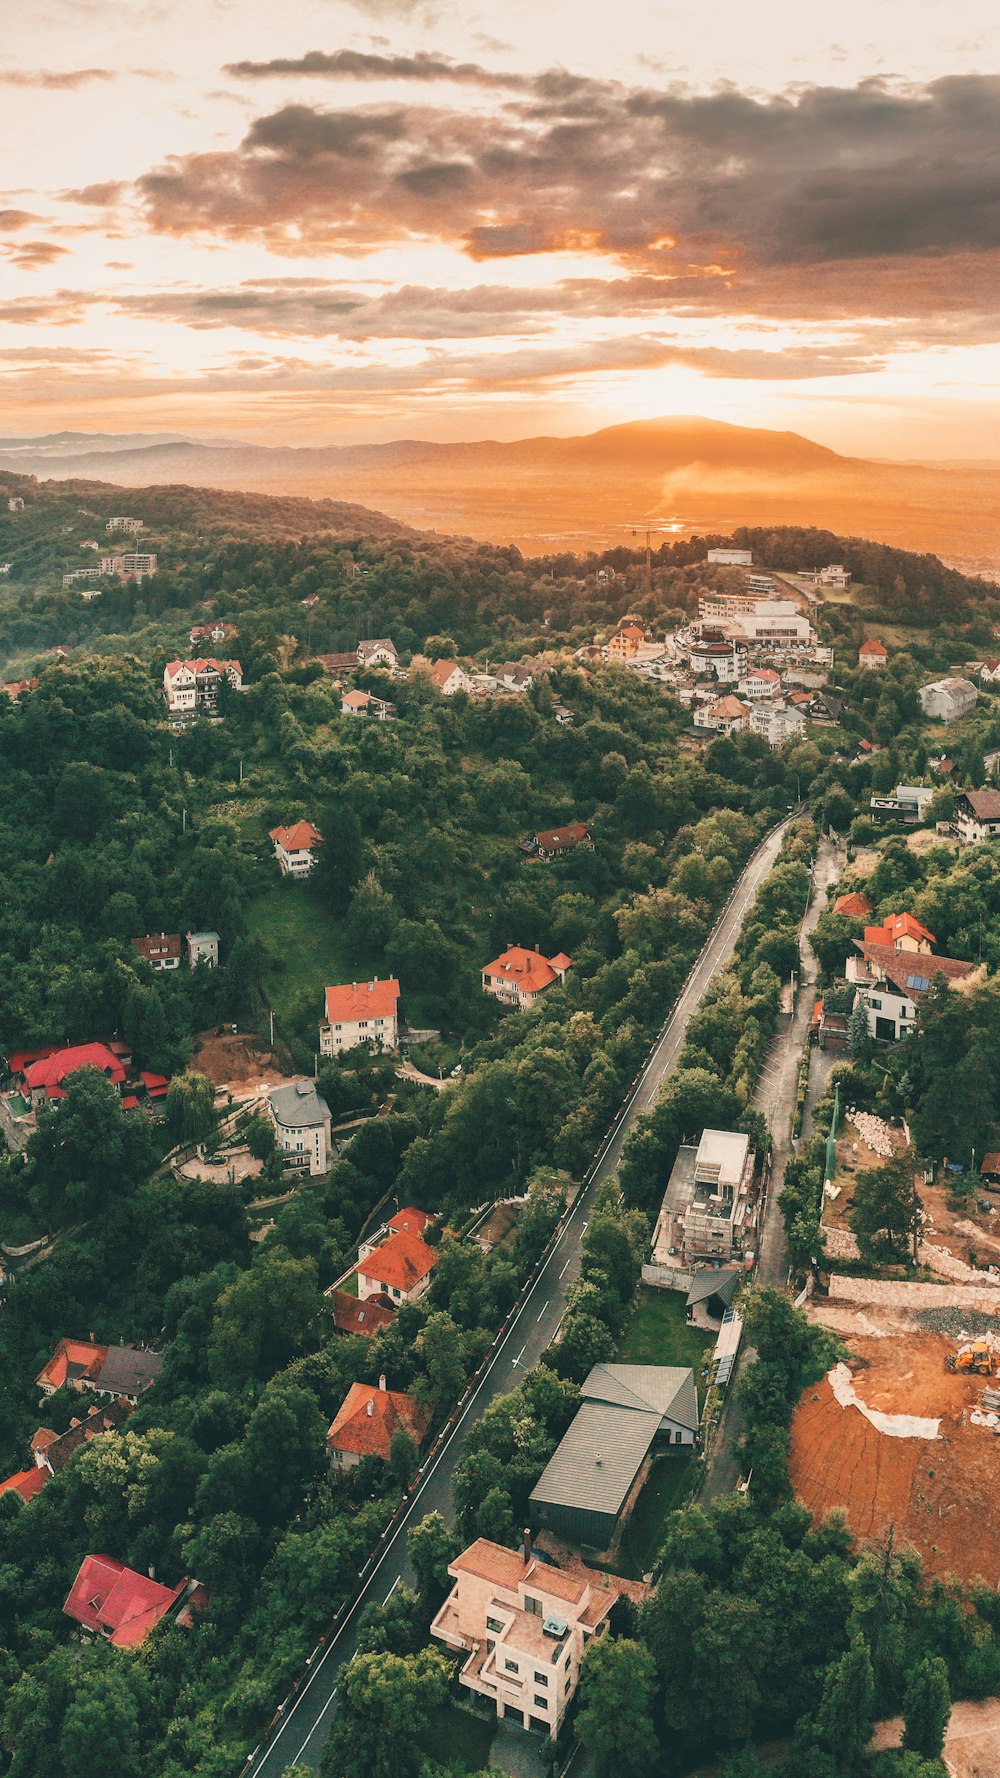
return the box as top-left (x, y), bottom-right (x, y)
top-left (319, 978), bottom-right (401, 1054)
top-left (818, 563), bottom-right (851, 588)
top-left (858, 640), bottom-right (888, 671)
top-left (848, 941), bottom-right (975, 1041)
top-left (7, 496), bottom-right (24, 513)
top-left (955, 789), bottom-right (1000, 844)
top-left (341, 689), bottom-right (395, 720)
top-left (429, 660), bottom-right (475, 696)
top-left (481, 947), bottom-right (571, 1009)
top-left (186, 931), bottom-right (220, 969)
top-left (163, 658), bottom-right (242, 716)
top-left (357, 638), bottom-right (398, 668)
top-left (738, 667), bottom-right (783, 700)
top-left (269, 821), bottom-right (323, 877)
top-left (748, 702), bottom-right (807, 748)
top-left (267, 1080), bottom-right (332, 1176)
top-left (689, 639), bottom-right (742, 681)
top-left (495, 662), bottom-right (535, 692)
top-left (356, 1226), bottom-right (437, 1305)
top-left (694, 695), bottom-right (751, 735)
top-left (919, 678), bottom-right (978, 721)
top-left (431, 1538), bottom-right (647, 1740)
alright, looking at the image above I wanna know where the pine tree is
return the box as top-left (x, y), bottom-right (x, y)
top-left (902, 1653), bottom-right (951, 1759)
top-left (814, 1632), bottom-right (875, 1774)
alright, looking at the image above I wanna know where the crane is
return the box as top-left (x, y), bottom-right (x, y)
top-left (614, 519), bottom-right (680, 586)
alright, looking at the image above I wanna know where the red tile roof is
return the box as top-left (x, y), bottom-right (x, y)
top-left (326, 1382), bottom-right (431, 1460)
top-left (324, 978), bottom-right (400, 1024)
top-left (63, 1555), bottom-right (186, 1648)
top-left (430, 659), bottom-right (466, 687)
top-left (131, 933), bottom-right (181, 964)
top-left (140, 1071), bottom-right (170, 1099)
top-left (388, 1206), bottom-right (433, 1237)
top-left (863, 912), bottom-right (936, 948)
top-left (358, 1229), bottom-right (437, 1293)
top-left (35, 1339), bottom-right (107, 1393)
top-left (834, 891), bottom-right (874, 917)
top-left (23, 1043), bottom-right (125, 1096)
top-left (0, 1467), bottom-right (47, 1503)
top-left (481, 947), bottom-right (571, 994)
top-left (709, 695), bottom-right (750, 719)
top-left (270, 821), bottom-right (322, 854)
top-left (534, 824), bottom-right (590, 852)
top-left (328, 1290), bottom-right (396, 1338)
top-left (859, 639), bottom-right (888, 656)
top-left (962, 789), bottom-right (1000, 820)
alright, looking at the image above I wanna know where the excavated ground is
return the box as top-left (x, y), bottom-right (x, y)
top-left (790, 1328), bottom-right (1000, 1588)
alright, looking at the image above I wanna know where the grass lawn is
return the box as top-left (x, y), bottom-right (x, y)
top-left (337, 1267), bottom-right (359, 1296)
top-left (415, 1702), bottom-right (495, 1773)
top-left (615, 1452), bottom-right (698, 1579)
top-left (616, 1286), bottom-right (714, 1400)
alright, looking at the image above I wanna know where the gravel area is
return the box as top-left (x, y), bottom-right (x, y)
top-left (915, 1305), bottom-right (1000, 1338)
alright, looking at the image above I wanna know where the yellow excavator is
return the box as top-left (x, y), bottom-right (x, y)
top-left (946, 1339), bottom-right (996, 1375)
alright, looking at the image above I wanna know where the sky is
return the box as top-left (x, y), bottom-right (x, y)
top-left (5, 0), bottom-right (1000, 456)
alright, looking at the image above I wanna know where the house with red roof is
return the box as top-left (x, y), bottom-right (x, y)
top-left (162, 658), bottom-right (242, 717)
top-left (0, 1467), bottom-right (47, 1505)
top-left (327, 1289), bottom-right (396, 1338)
top-left (131, 932), bottom-right (182, 971)
top-left (36, 1338), bottom-right (162, 1402)
top-left (862, 912), bottom-right (935, 955)
top-left (341, 688), bottom-right (396, 720)
top-left (833, 890), bottom-right (874, 918)
top-left (326, 1376), bottom-right (432, 1468)
top-left (319, 978), bottom-right (401, 1055)
top-left (606, 621), bottom-right (650, 660)
top-left (956, 788), bottom-right (1000, 845)
top-left (357, 1228), bottom-right (438, 1305)
top-left (22, 1043), bottom-right (125, 1109)
top-left (481, 947), bottom-right (572, 1010)
top-left (269, 820), bottom-right (323, 877)
top-left (848, 940), bottom-right (975, 1042)
top-left (858, 639), bottom-right (888, 670)
top-left (428, 659), bottom-right (475, 696)
top-left (521, 824), bottom-right (593, 861)
top-left (63, 1555), bottom-right (189, 1648)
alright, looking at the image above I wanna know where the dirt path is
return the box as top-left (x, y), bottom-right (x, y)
top-left (872, 1699), bottom-right (1000, 1777)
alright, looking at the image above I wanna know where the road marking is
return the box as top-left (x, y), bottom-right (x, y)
top-left (536, 1301), bottom-right (549, 1321)
top-left (512, 1344), bottom-right (526, 1366)
top-left (559, 1257), bottom-right (572, 1277)
top-left (383, 1576), bottom-right (400, 1605)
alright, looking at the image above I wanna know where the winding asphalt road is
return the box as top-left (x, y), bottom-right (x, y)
top-left (248, 814), bottom-right (795, 1777)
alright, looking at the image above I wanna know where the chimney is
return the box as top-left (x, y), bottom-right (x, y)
top-left (353, 983), bottom-right (357, 993)
top-left (367, 1398), bottom-right (374, 1417)
top-left (522, 1528), bottom-right (532, 1562)
top-left (379, 1373), bottom-right (387, 1392)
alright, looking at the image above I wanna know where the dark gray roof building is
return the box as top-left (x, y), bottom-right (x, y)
top-left (95, 1345), bottom-right (163, 1400)
top-left (530, 1363), bottom-right (698, 1550)
top-left (268, 1080), bottom-right (330, 1129)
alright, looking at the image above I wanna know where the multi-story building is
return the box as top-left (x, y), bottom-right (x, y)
top-left (186, 930), bottom-right (220, 969)
top-left (918, 678), bottom-right (978, 721)
top-left (266, 1080), bottom-right (332, 1175)
top-left (694, 694), bottom-right (750, 736)
top-left (748, 701), bottom-right (807, 748)
top-left (737, 667), bottom-right (783, 700)
top-left (319, 978), bottom-right (401, 1054)
top-left (163, 658), bottom-right (243, 716)
top-left (429, 659), bottom-right (475, 695)
top-left (106, 516), bottom-right (145, 534)
top-left (956, 789), bottom-right (1000, 844)
top-left (858, 639), bottom-right (888, 670)
top-left (606, 622), bottom-right (649, 660)
top-left (101, 553), bottom-right (157, 581)
top-left (848, 941), bottom-right (975, 1042)
top-left (706, 547), bottom-right (752, 566)
top-left (653, 1129), bottom-right (756, 1267)
top-left (356, 638), bottom-right (398, 668)
top-left (63, 568), bottom-right (103, 590)
top-left (431, 1537), bottom-right (648, 1740)
top-left (356, 1227), bottom-right (437, 1305)
top-left (481, 947), bottom-right (571, 1009)
top-left (269, 820), bottom-right (322, 876)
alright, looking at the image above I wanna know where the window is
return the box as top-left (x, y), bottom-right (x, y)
top-left (524, 1595), bottom-right (541, 1616)
top-left (392, 1286), bottom-right (401, 1299)
top-left (534, 1696), bottom-right (548, 1711)
top-left (486, 1617), bottom-right (504, 1634)
top-left (504, 1659), bottom-right (519, 1674)
top-left (534, 1672), bottom-right (548, 1687)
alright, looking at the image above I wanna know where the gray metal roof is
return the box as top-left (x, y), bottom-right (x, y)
top-left (529, 1402), bottom-right (660, 1517)
top-left (580, 1363), bottom-right (700, 1432)
top-left (97, 1345), bottom-right (163, 1395)
top-left (685, 1269), bottom-right (740, 1310)
top-left (268, 1080), bottom-right (330, 1129)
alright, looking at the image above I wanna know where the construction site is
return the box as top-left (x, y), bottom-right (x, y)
top-left (790, 1274), bottom-right (1000, 1589)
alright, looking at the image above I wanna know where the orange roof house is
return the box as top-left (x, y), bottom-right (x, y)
top-left (388, 1206), bottom-right (434, 1238)
top-left (327, 1289), bottom-right (396, 1338)
top-left (22, 1044), bottom-right (125, 1105)
top-left (63, 1555), bottom-right (188, 1648)
top-left (326, 1378), bottom-right (432, 1467)
top-left (35, 1339), bottom-right (107, 1394)
top-left (863, 912), bottom-right (936, 954)
top-left (0, 1467), bottom-right (47, 1504)
top-left (269, 821), bottom-right (323, 876)
top-left (834, 890), bottom-right (874, 918)
top-left (481, 946), bottom-right (572, 1010)
top-left (357, 1228), bottom-right (437, 1304)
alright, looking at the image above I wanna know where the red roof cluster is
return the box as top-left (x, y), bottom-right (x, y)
top-left (23, 1043), bottom-right (125, 1098)
top-left (63, 1555), bottom-right (186, 1648)
top-left (863, 912), bottom-right (935, 949)
top-left (326, 1382), bottom-right (431, 1461)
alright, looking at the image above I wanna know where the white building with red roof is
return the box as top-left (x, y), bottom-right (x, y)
top-left (326, 1376), bottom-right (432, 1468)
top-left (481, 947), bottom-right (572, 1010)
top-left (163, 658), bottom-right (242, 716)
top-left (63, 1555), bottom-right (190, 1648)
top-left (858, 639), bottom-right (888, 670)
top-left (357, 1228), bottom-right (437, 1305)
top-left (269, 820), bottom-right (323, 877)
top-left (428, 659), bottom-right (475, 696)
top-left (319, 977), bottom-right (401, 1054)
top-left (341, 688), bottom-right (395, 720)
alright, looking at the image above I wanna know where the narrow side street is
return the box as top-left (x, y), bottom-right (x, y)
top-left (702, 832), bottom-right (842, 1501)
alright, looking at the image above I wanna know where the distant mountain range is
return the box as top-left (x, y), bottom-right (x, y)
top-left (2, 416), bottom-right (998, 570)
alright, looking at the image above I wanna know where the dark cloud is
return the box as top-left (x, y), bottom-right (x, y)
top-left (131, 71), bottom-right (1000, 272)
top-left (223, 49), bottom-right (524, 88)
top-left (0, 67), bottom-right (114, 89)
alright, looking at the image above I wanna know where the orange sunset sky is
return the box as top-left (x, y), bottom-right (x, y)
top-left (5, 0), bottom-right (1000, 458)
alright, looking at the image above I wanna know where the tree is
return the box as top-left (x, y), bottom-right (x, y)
top-left (319, 1648), bottom-right (450, 1778)
top-left (207, 1249), bottom-right (323, 1387)
top-left (849, 1158), bottom-right (920, 1265)
top-left (165, 1070), bottom-right (217, 1145)
top-left (388, 1428), bottom-right (418, 1488)
top-left (245, 1114), bottom-right (277, 1162)
top-left (27, 1067), bottom-right (157, 1223)
top-left (813, 1633), bottom-right (875, 1775)
top-left (847, 999), bottom-right (872, 1064)
top-left (408, 1512), bottom-right (460, 1599)
top-left (902, 1654), bottom-right (951, 1759)
top-left (576, 1637), bottom-right (660, 1777)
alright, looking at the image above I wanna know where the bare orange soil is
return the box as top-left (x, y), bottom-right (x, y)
top-left (191, 1030), bottom-right (287, 1089)
top-left (790, 1335), bottom-right (1000, 1588)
